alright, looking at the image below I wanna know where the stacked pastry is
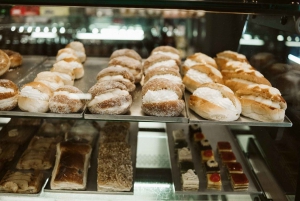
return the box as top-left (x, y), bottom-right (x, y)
top-left (141, 46), bottom-right (185, 116)
top-left (97, 122), bottom-right (133, 192)
top-left (87, 49), bottom-right (141, 115)
top-left (17, 41), bottom-right (86, 113)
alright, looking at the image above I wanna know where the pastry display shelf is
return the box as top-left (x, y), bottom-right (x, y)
top-left (0, 56), bottom-right (293, 127)
top-left (167, 123), bottom-right (262, 195)
top-left (0, 0), bottom-right (299, 15)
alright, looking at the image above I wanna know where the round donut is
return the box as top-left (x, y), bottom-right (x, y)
top-left (2, 50), bottom-right (22, 68)
top-left (0, 50), bottom-right (10, 76)
top-left (0, 79), bottom-right (19, 111)
top-left (49, 85), bottom-right (85, 114)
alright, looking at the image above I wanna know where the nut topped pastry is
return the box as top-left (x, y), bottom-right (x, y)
top-left (235, 84), bottom-right (287, 122)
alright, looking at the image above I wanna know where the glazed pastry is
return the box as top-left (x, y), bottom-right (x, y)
top-left (0, 79), bottom-right (19, 111)
top-left (50, 141), bottom-right (92, 190)
top-left (110, 48), bottom-right (142, 62)
top-left (183, 64), bottom-right (223, 93)
top-left (49, 85), bottom-right (85, 114)
top-left (235, 84), bottom-right (287, 122)
top-left (108, 56), bottom-right (142, 83)
top-left (66, 41), bottom-right (86, 63)
top-left (142, 78), bottom-right (184, 117)
top-left (189, 83), bottom-right (242, 121)
top-left (18, 82), bottom-right (52, 113)
top-left (87, 80), bottom-right (132, 115)
top-left (0, 50), bottom-right (10, 76)
top-left (201, 150), bottom-right (215, 163)
top-left (230, 173), bottom-right (249, 191)
top-left (217, 141), bottom-right (232, 153)
top-left (2, 50), bottom-right (22, 68)
top-left (206, 173), bottom-right (222, 190)
top-left (182, 52), bottom-right (217, 75)
top-left (34, 71), bottom-right (64, 92)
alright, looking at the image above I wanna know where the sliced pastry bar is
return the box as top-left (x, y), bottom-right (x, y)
top-left (206, 173), bottom-right (222, 190)
top-left (50, 142), bottom-right (92, 190)
top-left (230, 173), bottom-right (249, 191)
top-left (201, 149), bottom-right (215, 163)
top-left (220, 152), bottom-right (236, 165)
top-left (99, 122), bottom-right (130, 143)
top-left (226, 162), bottom-right (243, 174)
top-left (0, 170), bottom-right (44, 193)
top-left (198, 139), bottom-right (212, 151)
top-left (178, 147), bottom-right (192, 162)
top-left (182, 169), bottom-right (199, 191)
top-left (172, 129), bottom-right (187, 149)
top-left (179, 161), bottom-right (195, 173)
top-left (204, 159), bottom-right (220, 174)
top-left (217, 141), bottom-right (232, 153)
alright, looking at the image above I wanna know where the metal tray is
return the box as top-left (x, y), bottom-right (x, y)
top-left (185, 92), bottom-right (293, 127)
top-left (167, 123), bottom-right (262, 195)
top-left (43, 122), bottom-right (138, 195)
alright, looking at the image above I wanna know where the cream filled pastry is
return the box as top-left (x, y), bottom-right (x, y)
top-left (222, 68), bottom-right (271, 92)
top-left (143, 53), bottom-right (180, 75)
top-left (66, 41), bottom-right (86, 63)
top-left (110, 48), bottom-right (142, 62)
top-left (59, 57), bottom-right (84, 79)
top-left (183, 64), bottom-right (223, 93)
top-left (51, 63), bottom-right (75, 85)
top-left (108, 56), bottom-right (142, 83)
top-left (151, 46), bottom-right (181, 65)
top-left (142, 78), bottom-right (184, 116)
top-left (0, 50), bottom-right (10, 76)
top-left (49, 85), bottom-right (85, 114)
top-left (96, 66), bottom-right (135, 92)
top-left (87, 80), bottom-right (132, 115)
top-left (220, 60), bottom-right (255, 71)
top-left (215, 50), bottom-right (248, 70)
top-left (56, 48), bottom-right (78, 62)
top-left (34, 71), bottom-right (64, 92)
top-left (189, 83), bottom-right (241, 121)
top-left (18, 82), bottom-right (52, 113)
top-left (182, 52), bottom-right (217, 75)
top-left (0, 79), bottom-right (19, 111)
top-left (235, 84), bottom-right (287, 122)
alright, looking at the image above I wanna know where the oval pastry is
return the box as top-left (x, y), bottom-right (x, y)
top-left (0, 79), bottom-right (19, 111)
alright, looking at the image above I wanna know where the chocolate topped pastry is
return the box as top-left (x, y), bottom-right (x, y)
top-left (205, 159), bottom-right (220, 173)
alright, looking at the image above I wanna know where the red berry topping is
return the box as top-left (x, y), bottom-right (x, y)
top-left (203, 150), bottom-right (213, 157)
top-left (194, 132), bottom-right (204, 140)
top-left (210, 173), bottom-right (221, 182)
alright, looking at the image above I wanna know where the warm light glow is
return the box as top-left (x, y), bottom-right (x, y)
top-left (277, 35), bottom-right (284, 41)
top-left (285, 41), bottom-right (300, 47)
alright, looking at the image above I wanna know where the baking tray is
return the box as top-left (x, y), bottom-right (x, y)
top-left (185, 91), bottom-right (293, 127)
top-left (43, 121), bottom-right (138, 195)
top-left (167, 123), bottom-right (262, 195)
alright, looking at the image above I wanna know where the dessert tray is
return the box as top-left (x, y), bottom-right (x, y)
top-left (0, 56), bottom-right (188, 123)
top-left (167, 123), bottom-right (262, 194)
top-left (44, 121), bottom-right (138, 195)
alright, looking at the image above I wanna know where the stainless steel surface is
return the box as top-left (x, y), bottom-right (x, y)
top-left (44, 122), bottom-right (138, 194)
top-left (167, 123), bottom-right (262, 195)
top-left (185, 92), bottom-right (293, 127)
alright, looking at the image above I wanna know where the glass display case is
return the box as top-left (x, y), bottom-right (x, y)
top-left (0, 1), bottom-right (299, 201)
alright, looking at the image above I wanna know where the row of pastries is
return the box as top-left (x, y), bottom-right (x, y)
top-left (0, 44), bottom-right (287, 122)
